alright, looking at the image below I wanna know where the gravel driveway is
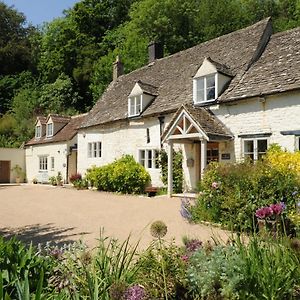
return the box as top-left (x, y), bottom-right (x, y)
top-left (0, 185), bottom-right (229, 249)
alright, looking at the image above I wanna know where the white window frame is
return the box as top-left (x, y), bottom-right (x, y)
top-left (88, 142), bottom-right (102, 158)
top-left (139, 149), bottom-right (159, 169)
top-left (46, 123), bottom-right (53, 137)
top-left (128, 95), bottom-right (142, 117)
top-left (35, 125), bottom-right (41, 138)
top-left (242, 138), bottom-right (269, 161)
top-left (39, 156), bottom-right (48, 171)
top-left (296, 136), bottom-right (300, 151)
top-left (193, 73), bottom-right (217, 104)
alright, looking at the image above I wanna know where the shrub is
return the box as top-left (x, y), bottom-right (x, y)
top-left (85, 155), bottom-right (151, 194)
top-left (69, 173), bottom-right (82, 183)
top-left (186, 236), bottom-right (300, 299)
top-left (191, 146), bottom-right (300, 231)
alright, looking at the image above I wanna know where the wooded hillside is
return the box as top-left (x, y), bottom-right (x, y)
top-left (0, 0), bottom-right (299, 147)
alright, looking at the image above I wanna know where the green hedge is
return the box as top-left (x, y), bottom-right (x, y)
top-left (85, 155), bottom-right (151, 194)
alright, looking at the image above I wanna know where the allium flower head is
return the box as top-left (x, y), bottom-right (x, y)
top-left (109, 282), bottom-right (127, 300)
top-left (150, 220), bottom-right (167, 238)
top-left (124, 285), bottom-right (146, 300)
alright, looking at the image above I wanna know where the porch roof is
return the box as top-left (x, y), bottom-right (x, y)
top-left (162, 103), bottom-right (233, 142)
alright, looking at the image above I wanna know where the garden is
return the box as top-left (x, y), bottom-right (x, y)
top-left (1, 146), bottom-right (300, 299)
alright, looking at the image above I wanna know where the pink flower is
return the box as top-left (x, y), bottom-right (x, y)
top-left (181, 255), bottom-right (189, 263)
top-left (255, 207), bottom-right (273, 219)
top-left (270, 203), bottom-right (285, 215)
top-left (211, 182), bottom-right (219, 189)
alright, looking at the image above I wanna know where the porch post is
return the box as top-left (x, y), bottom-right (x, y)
top-left (200, 139), bottom-right (207, 179)
top-left (167, 141), bottom-right (173, 197)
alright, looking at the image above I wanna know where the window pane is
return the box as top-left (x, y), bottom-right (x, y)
top-left (98, 142), bottom-right (102, 157)
top-left (154, 150), bottom-right (159, 169)
top-left (206, 87), bottom-right (215, 100)
top-left (206, 75), bottom-right (215, 100)
top-left (130, 98), bottom-right (135, 116)
top-left (245, 153), bottom-right (254, 161)
top-left (196, 79), bottom-right (204, 102)
top-left (139, 150), bottom-right (145, 167)
top-left (147, 150), bottom-right (152, 168)
top-left (136, 96), bottom-right (141, 114)
top-left (257, 139), bottom-right (268, 153)
top-left (93, 142), bottom-right (97, 157)
top-left (244, 140), bottom-right (254, 153)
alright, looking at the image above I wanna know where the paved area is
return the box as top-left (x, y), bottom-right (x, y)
top-left (0, 184), bottom-right (230, 249)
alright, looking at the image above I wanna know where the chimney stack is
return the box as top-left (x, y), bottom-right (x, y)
top-left (148, 41), bottom-right (163, 63)
top-left (113, 55), bottom-right (124, 81)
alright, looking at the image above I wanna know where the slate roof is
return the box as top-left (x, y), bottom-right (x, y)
top-left (81, 18), bottom-right (272, 129)
top-left (206, 57), bottom-right (234, 77)
top-left (26, 114), bottom-right (87, 146)
top-left (220, 26), bottom-right (300, 101)
top-left (137, 80), bottom-right (158, 96)
top-left (46, 114), bottom-right (71, 124)
top-left (162, 103), bottom-right (233, 141)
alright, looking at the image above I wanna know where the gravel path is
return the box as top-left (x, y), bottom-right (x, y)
top-left (0, 185), bottom-right (229, 249)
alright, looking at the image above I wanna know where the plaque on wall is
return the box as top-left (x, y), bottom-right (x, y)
top-left (221, 153), bottom-right (231, 160)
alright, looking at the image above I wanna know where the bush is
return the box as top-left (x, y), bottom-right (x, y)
top-left (69, 173), bottom-right (82, 183)
top-left (191, 146), bottom-right (300, 232)
top-left (85, 155), bottom-right (151, 194)
top-left (186, 236), bottom-right (300, 299)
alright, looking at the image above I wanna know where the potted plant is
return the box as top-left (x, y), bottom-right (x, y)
top-left (11, 164), bottom-right (25, 184)
top-left (56, 172), bottom-right (63, 186)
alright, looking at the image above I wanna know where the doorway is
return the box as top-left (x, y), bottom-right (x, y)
top-left (0, 160), bottom-right (11, 183)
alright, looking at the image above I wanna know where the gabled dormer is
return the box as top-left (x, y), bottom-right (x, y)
top-left (45, 114), bottom-right (71, 138)
top-left (35, 116), bottom-right (46, 139)
top-left (193, 57), bottom-right (233, 105)
top-left (128, 80), bottom-right (158, 117)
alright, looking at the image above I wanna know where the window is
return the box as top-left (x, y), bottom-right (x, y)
top-left (296, 137), bottom-right (300, 151)
top-left (243, 138), bottom-right (268, 161)
top-left (128, 95), bottom-right (142, 117)
top-left (35, 126), bottom-right (41, 138)
top-left (88, 142), bottom-right (102, 158)
top-left (39, 156), bottom-right (48, 171)
top-left (51, 157), bottom-right (54, 170)
top-left (194, 74), bottom-right (216, 103)
top-left (46, 123), bottom-right (53, 137)
top-left (139, 149), bottom-right (159, 169)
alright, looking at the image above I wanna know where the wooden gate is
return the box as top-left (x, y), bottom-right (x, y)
top-left (0, 160), bottom-right (11, 183)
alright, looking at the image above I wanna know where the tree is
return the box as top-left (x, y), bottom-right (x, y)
top-left (0, 2), bottom-right (35, 75)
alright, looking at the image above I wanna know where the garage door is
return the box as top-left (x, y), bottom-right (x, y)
top-left (0, 161), bottom-right (10, 183)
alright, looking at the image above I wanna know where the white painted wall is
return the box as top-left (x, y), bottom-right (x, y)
top-left (212, 91), bottom-right (300, 161)
top-left (0, 148), bottom-right (25, 183)
top-left (78, 115), bottom-right (173, 187)
top-left (25, 137), bottom-right (76, 183)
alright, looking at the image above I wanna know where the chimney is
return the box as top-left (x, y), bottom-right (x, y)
top-left (148, 41), bottom-right (163, 63)
top-left (113, 55), bottom-right (124, 81)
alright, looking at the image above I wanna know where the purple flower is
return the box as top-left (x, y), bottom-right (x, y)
top-left (185, 239), bottom-right (202, 252)
top-left (124, 285), bottom-right (146, 300)
top-left (255, 207), bottom-right (273, 219)
top-left (292, 191), bottom-right (298, 196)
top-left (180, 199), bottom-right (192, 221)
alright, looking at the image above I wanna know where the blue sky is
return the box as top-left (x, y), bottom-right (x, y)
top-left (2, 0), bottom-right (80, 26)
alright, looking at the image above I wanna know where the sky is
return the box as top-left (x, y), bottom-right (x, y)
top-left (1, 0), bottom-right (80, 26)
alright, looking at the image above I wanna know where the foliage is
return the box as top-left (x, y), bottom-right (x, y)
top-left (186, 236), bottom-right (300, 299)
top-left (136, 239), bottom-right (187, 299)
top-left (158, 149), bottom-right (183, 193)
top-left (85, 155), bottom-right (151, 194)
top-left (69, 173), bottom-right (82, 183)
top-left (191, 146), bottom-right (300, 231)
top-left (0, 237), bottom-right (51, 299)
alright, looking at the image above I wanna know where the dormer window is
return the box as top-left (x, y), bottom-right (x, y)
top-left (193, 57), bottom-right (233, 105)
top-left (195, 74), bottom-right (217, 103)
top-left (35, 125), bottom-right (41, 138)
top-left (46, 123), bottom-right (53, 137)
top-left (128, 95), bottom-right (142, 117)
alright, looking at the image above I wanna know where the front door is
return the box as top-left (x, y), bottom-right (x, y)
top-left (0, 160), bottom-right (11, 183)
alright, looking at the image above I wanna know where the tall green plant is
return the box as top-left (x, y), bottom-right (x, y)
top-left (158, 149), bottom-right (183, 193)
